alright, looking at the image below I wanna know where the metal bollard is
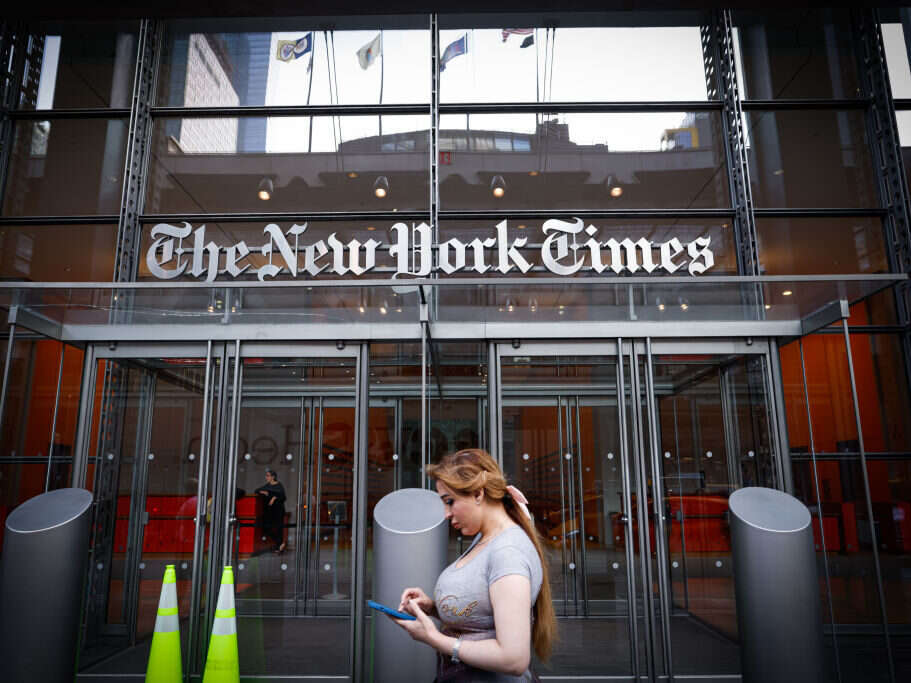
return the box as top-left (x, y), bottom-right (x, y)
top-left (372, 488), bottom-right (448, 682)
top-left (0, 488), bottom-right (93, 683)
top-left (729, 486), bottom-right (825, 683)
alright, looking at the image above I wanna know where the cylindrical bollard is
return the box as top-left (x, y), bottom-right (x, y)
top-left (729, 486), bottom-right (824, 683)
top-left (373, 488), bottom-right (448, 682)
top-left (0, 488), bottom-right (93, 683)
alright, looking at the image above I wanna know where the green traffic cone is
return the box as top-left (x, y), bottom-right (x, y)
top-left (146, 564), bottom-right (182, 682)
top-left (202, 566), bottom-right (240, 683)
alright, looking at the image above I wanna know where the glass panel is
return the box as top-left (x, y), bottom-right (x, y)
top-left (733, 9), bottom-right (861, 100)
top-left (158, 19), bottom-right (429, 107)
top-left (882, 23), bottom-right (911, 100)
top-left (2, 118), bottom-right (128, 216)
top-left (229, 357), bottom-right (356, 677)
top-left (439, 112), bottom-right (730, 210)
top-left (500, 355), bottom-right (634, 676)
top-left (0, 224), bottom-right (117, 281)
top-left (0, 339), bottom-right (83, 463)
top-left (779, 340), bottom-right (893, 682)
top-left (652, 355), bottom-right (770, 676)
top-left (146, 115), bottom-right (429, 214)
top-left (746, 110), bottom-right (877, 208)
top-left (19, 23), bottom-right (139, 110)
top-left (79, 358), bottom-right (206, 675)
top-left (439, 15), bottom-right (710, 102)
top-left (793, 334), bottom-right (911, 455)
top-left (757, 217), bottom-right (888, 275)
top-left (875, 457), bottom-right (911, 631)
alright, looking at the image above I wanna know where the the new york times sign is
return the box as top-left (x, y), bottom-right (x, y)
top-left (146, 218), bottom-right (714, 282)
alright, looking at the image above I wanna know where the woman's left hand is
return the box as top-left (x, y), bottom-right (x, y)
top-left (393, 598), bottom-right (440, 646)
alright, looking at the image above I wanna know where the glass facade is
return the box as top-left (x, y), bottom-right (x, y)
top-left (0, 7), bottom-right (909, 683)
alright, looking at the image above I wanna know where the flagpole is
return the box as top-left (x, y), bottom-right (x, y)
top-left (379, 30), bottom-right (384, 143)
top-left (307, 35), bottom-right (315, 153)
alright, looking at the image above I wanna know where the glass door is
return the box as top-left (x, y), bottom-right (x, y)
top-left (77, 344), bottom-right (215, 677)
top-left (500, 347), bottom-right (638, 678)
top-left (497, 340), bottom-right (782, 681)
top-left (216, 347), bottom-right (361, 679)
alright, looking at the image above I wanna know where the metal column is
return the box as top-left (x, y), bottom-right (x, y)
top-left (839, 301), bottom-right (895, 682)
top-left (351, 343), bottom-right (370, 682)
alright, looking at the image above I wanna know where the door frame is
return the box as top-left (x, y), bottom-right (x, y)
top-left (494, 337), bottom-right (785, 682)
top-left (73, 340), bottom-right (369, 683)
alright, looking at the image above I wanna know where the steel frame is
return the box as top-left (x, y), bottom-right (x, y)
top-left (702, 10), bottom-right (760, 279)
top-left (854, 8), bottom-right (911, 422)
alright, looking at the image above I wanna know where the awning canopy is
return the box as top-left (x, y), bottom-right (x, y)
top-left (1, 274), bottom-right (905, 342)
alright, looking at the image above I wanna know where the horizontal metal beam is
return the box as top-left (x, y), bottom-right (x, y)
top-left (0, 215), bottom-right (119, 225)
top-left (439, 101), bottom-right (724, 114)
top-left (438, 208), bottom-right (735, 220)
top-left (53, 320), bottom-right (806, 343)
top-left (60, 322), bottom-right (425, 342)
top-left (6, 108), bottom-right (131, 120)
top-left (752, 208), bottom-right (887, 218)
top-left (140, 211), bottom-right (429, 223)
top-left (740, 98), bottom-right (871, 110)
top-left (432, 320), bottom-right (802, 339)
top-left (150, 104), bottom-right (431, 118)
top-left (0, 273), bottom-right (903, 290)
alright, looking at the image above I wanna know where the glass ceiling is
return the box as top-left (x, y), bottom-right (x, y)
top-left (0, 275), bottom-right (904, 339)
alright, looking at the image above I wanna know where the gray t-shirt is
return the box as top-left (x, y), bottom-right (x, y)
top-left (433, 525), bottom-right (543, 681)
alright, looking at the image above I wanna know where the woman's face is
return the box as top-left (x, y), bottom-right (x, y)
top-left (436, 480), bottom-right (482, 536)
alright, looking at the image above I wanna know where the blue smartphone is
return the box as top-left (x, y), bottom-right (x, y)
top-left (367, 599), bottom-right (416, 620)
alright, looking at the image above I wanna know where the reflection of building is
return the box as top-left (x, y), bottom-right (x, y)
top-left (162, 32), bottom-right (271, 153)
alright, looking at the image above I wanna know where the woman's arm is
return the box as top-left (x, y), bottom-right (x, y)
top-left (398, 574), bottom-right (532, 677)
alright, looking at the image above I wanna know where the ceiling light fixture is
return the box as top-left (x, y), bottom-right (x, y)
top-left (347, 171), bottom-right (359, 179)
top-left (606, 174), bottom-right (622, 198)
top-left (490, 175), bottom-right (506, 198)
top-left (373, 175), bottom-right (390, 198)
top-left (782, 290), bottom-right (793, 296)
top-left (257, 177), bottom-right (274, 201)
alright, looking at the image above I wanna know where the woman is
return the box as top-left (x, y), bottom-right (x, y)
top-left (394, 449), bottom-right (556, 681)
top-left (254, 468), bottom-right (286, 553)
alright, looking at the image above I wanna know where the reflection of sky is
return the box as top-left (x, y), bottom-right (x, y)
top-left (882, 24), bottom-right (911, 145)
top-left (37, 23), bottom-right (911, 151)
top-left (266, 27), bottom-right (706, 153)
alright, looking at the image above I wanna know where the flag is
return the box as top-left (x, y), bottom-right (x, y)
top-left (276, 33), bottom-right (313, 62)
top-left (520, 35), bottom-right (534, 48)
top-left (440, 34), bottom-right (468, 72)
top-left (501, 28), bottom-right (533, 43)
top-left (357, 33), bottom-right (382, 70)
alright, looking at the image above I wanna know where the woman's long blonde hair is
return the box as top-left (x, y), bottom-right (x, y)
top-left (427, 448), bottom-right (557, 660)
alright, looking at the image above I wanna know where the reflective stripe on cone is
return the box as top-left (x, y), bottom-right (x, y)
top-left (146, 564), bottom-right (182, 682)
top-left (203, 566), bottom-right (239, 683)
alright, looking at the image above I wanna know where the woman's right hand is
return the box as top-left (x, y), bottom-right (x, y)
top-left (398, 587), bottom-right (432, 614)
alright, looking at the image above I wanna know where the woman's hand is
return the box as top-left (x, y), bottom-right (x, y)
top-left (398, 586), bottom-right (433, 614)
top-left (269, 497), bottom-right (276, 506)
top-left (393, 598), bottom-right (441, 647)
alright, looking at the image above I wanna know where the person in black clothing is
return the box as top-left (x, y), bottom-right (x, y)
top-left (255, 468), bottom-right (287, 553)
